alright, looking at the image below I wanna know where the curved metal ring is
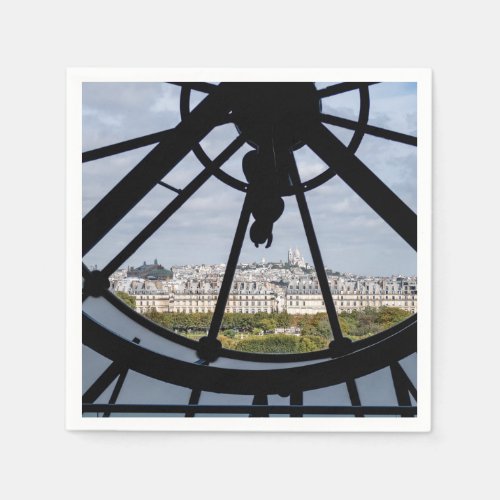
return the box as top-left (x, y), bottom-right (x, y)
top-left (83, 311), bottom-right (416, 395)
top-left (102, 288), bottom-right (417, 363)
top-left (180, 84), bottom-right (371, 197)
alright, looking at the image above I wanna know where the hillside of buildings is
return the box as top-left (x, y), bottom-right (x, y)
top-left (109, 249), bottom-right (416, 354)
top-left (109, 248), bottom-right (417, 316)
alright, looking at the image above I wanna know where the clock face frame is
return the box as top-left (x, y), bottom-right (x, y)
top-left (79, 74), bottom-right (425, 423)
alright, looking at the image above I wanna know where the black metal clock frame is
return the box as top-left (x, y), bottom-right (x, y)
top-left (82, 81), bottom-right (418, 417)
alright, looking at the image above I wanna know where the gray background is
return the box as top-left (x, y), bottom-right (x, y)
top-left (2, 1), bottom-right (498, 499)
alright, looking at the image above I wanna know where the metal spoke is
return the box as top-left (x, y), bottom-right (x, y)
top-left (82, 362), bottom-right (122, 404)
top-left (390, 362), bottom-right (417, 404)
top-left (346, 84), bottom-right (370, 153)
top-left (304, 122), bottom-right (417, 251)
top-left (318, 82), bottom-right (379, 98)
top-left (287, 153), bottom-right (344, 343)
top-left (321, 113), bottom-right (417, 146)
top-left (158, 181), bottom-right (182, 194)
top-left (83, 338), bottom-right (140, 413)
top-left (82, 130), bottom-right (171, 163)
top-left (250, 394), bottom-right (269, 417)
top-left (346, 379), bottom-right (364, 417)
top-left (168, 82), bottom-right (217, 94)
top-left (82, 84), bottom-right (231, 256)
top-left (185, 389), bottom-right (202, 418)
top-left (102, 369), bottom-right (129, 417)
top-left (290, 392), bottom-right (303, 417)
top-left (206, 197), bottom-right (252, 340)
top-left (100, 136), bottom-right (245, 278)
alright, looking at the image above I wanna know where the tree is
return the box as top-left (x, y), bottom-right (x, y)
top-left (376, 306), bottom-right (410, 328)
top-left (234, 335), bottom-right (301, 353)
top-left (256, 317), bottom-right (277, 332)
top-left (299, 335), bottom-right (328, 351)
top-left (115, 291), bottom-right (136, 309)
top-left (337, 307), bottom-right (411, 339)
top-left (300, 324), bottom-right (317, 337)
top-left (275, 312), bottom-right (292, 328)
top-left (218, 334), bottom-right (238, 350)
top-left (233, 334), bottom-right (328, 353)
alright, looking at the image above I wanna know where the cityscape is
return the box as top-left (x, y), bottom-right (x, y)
top-left (79, 78), bottom-right (422, 421)
top-left (105, 247), bottom-right (418, 316)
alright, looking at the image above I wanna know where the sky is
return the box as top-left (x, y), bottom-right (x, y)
top-left (82, 82), bottom-right (417, 276)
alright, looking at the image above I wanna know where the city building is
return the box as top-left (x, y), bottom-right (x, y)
top-left (288, 247), bottom-right (306, 267)
top-left (286, 277), bottom-right (417, 314)
top-left (127, 259), bottom-right (172, 280)
top-left (110, 250), bottom-right (417, 315)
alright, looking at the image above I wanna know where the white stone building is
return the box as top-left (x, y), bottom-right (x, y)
top-left (286, 277), bottom-right (417, 314)
top-left (110, 259), bottom-right (417, 316)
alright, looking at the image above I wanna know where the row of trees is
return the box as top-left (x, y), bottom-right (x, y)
top-left (142, 310), bottom-right (294, 333)
top-left (180, 332), bottom-right (329, 353)
top-left (142, 307), bottom-right (409, 335)
top-left (113, 292), bottom-right (411, 353)
top-left (138, 306), bottom-right (411, 353)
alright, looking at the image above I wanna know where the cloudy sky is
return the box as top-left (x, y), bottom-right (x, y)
top-left (82, 82), bottom-right (417, 276)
